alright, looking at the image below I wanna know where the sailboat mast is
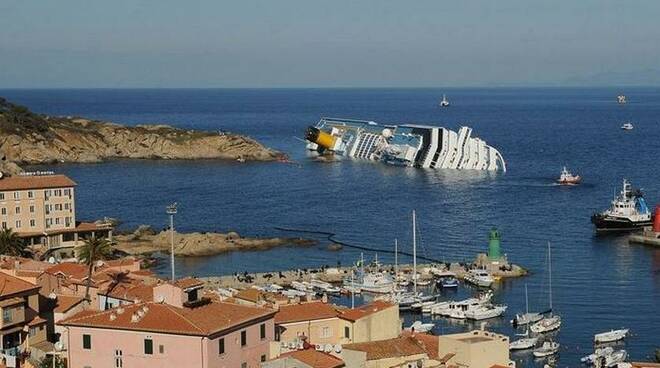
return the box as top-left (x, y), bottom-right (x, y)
top-left (548, 242), bottom-right (553, 312)
top-left (351, 269), bottom-right (355, 309)
top-left (394, 239), bottom-right (398, 277)
top-left (413, 210), bottom-right (417, 295)
top-left (525, 283), bottom-right (529, 314)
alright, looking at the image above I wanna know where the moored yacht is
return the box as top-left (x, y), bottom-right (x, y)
top-left (591, 179), bottom-right (653, 232)
top-left (464, 269), bottom-right (494, 288)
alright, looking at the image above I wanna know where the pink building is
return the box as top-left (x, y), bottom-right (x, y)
top-left (60, 281), bottom-right (276, 368)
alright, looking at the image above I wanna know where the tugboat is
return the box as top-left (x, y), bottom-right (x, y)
top-left (557, 166), bottom-right (581, 185)
top-left (591, 179), bottom-right (653, 232)
top-left (439, 94), bottom-right (450, 107)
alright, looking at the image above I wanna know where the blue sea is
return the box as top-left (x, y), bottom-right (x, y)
top-left (1, 88), bottom-right (659, 366)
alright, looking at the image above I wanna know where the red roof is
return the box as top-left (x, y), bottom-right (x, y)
top-left (60, 301), bottom-right (276, 337)
top-left (275, 301), bottom-right (339, 324)
top-left (338, 300), bottom-right (395, 322)
top-left (0, 272), bottom-right (39, 297)
top-left (45, 263), bottom-right (89, 281)
top-left (173, 277), bottom-right (204, 290)
top-left (53, 295), bottom-right (85, 313)
top-left (281, 349), bottom-right (345, 368)
top-left (0, 175), bottom-right (76, 191)
top-left (343, 336), bottom-right (428, 361)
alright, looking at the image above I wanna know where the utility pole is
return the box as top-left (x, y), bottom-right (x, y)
top-left (166, 202), bottom-right (178, 281)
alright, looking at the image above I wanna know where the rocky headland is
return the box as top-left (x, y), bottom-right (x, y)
top-left (113, 225), bottom-right (316, 257)
top-left (0, 97), bottom-right (284, 173)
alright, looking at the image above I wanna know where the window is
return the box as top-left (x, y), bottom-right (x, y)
top-left (64, 189), bottom-right (71, 196)
top-left (144, 338), bottom-right (153, 355)
top-left (114, 349), bottom-right (123, 368)
top-left (29, 205), bottom-right (34, 213)
top-left (13, 192), bottom-right (19, 200)
top-left (261, 355), bottom-right (267, 362)
top-left (30, 219), bottom-right (36, 227)
top-left (218, 338), bottom-right (225, 355)
top-left (82, 334), bottom-right (91, 349)
top-left (28, 191), bottom-right (34, 198)
top-left (1, 208), bottom-right (5, 215)
top-left (55, 218), bottom-right (60, 225)
top-left (241, 363), bottom-right (247, 368)
top-left (3, 308), bottom-right (11, 323)
top-left (260, 323), bottom-right (266, 339)
top-left (240, 330), bottom-right (247, 347)
top-left (344, 326), bottom-right (350, 338)
top-left (64, 203), bottom-right (70, 210)
top-left (320, 326), bottom-right (331, 338)
top-left (15, 220), bottom-right (21, 229)
top-left (1, 222), bottom-right (5, 229)
top-left (159, 344), bottom-right (164, 354)
top-left (14, 207), bottom-right (20, 214)
top-left (0, 193), bottom-right (4, 200)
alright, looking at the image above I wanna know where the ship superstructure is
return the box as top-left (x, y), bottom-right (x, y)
top-left (305, 118), bottom-right (506, 172)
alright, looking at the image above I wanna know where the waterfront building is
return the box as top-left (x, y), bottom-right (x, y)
top-left (337, 300), bottom-right (400, 344)
top-left (0, 173), bottom-right (113, 257)
top-left (436, 329), bottom-right (513, 368)
top-left (60, 280), bottom-right (276, 368)
top-left (341, 336), bottom-right (437, 368)
top-left (262, 348), bottom-right (345, 368)
top-left (274, 301), bottom-right (341, 348)
top-left (0, 272), bottom-right (48, 358)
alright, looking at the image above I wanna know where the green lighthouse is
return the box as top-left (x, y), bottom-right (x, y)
top-left (488, 228), bottom-right (501, 261)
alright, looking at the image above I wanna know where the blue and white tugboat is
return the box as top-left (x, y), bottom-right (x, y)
top-left (591, 179), bottom-right (653, 232)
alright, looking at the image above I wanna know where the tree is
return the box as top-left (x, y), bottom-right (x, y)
top-left (0, 228), bottom-right (26, 256)
top-left (78, 236), bottom-right (112, 301)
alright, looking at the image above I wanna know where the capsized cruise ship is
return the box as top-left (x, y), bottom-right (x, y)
top-left (305, 117), bottom-right (506, 172)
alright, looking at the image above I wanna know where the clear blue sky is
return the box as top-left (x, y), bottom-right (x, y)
top-left (1, 0), bottom-right (659, 88)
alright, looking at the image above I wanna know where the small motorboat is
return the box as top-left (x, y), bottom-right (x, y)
top-left (465, 305), bottom-right (508, 320)
top-left (510, 335), bottom-right (539, 351)
top-left (581, 347), bottom-right (614, 364)
top-left (557, 166), bottom-right (581, 185)
top-left (436, 275), bottom-right (459, 288)
top-left (439, 94), bottom-right (450, 107)
top-left (617, 95), bottom-right (627, 104)
top-left (604, 350), bottom-right (628, 367)
top-left (405, 320), bottom-right (434, 333)
top-left (594, 329), bottom-right (629, 344)
top-left (621, 122), bottom-right (634, 130)
top-left (464, 269), bottom-right (494, 288)
top-left (533, 341), bottom-right (560, 358)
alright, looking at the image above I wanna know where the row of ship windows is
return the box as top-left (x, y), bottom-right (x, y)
top-left (0, 188), bottom-right (72, 201)
top-left (1, 216), bottom-right (72, 230)
top-left (1, 203), bottom-right (71, 215)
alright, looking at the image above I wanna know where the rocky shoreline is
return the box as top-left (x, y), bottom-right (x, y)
top-left (113, 226), bottom-right (317, 257)
top-left (0, 97), bottom-right (284, 174)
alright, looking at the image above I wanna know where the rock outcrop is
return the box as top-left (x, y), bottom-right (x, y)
top-left (113, 226), bottom-right (316, 257)
top-left (0, 97), bottom-right (284, 171)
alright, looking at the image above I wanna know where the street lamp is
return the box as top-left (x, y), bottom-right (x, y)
top-left (166, 202), bottom-right (178, 281)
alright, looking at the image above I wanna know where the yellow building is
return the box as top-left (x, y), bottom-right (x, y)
top-left (341, 336), bottom-right (432, 368)
top-left (337, 300), bottom-right (400, 344)
top-left (0, 272), bottom-right (48, 355)
top-left (0, 173), bottom-right (112, 257)
top-left (437, 329), bottom-right (514, 368)
top-left (274, 301), bottom-right (341, 347)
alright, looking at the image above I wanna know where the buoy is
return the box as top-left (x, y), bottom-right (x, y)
top-left (653, 205), bottom-right (660, 232)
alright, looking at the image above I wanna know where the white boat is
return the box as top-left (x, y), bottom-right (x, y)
top-left (405, 320), bottom-right (435, 333)
top-left (464, 269), bottom-right (494, 287)
top-left (439, 94), bottom-right (450, 107)
top-left (346, 254), bottom-right (396, 294)
top-left (617, 95), bottom-right (627, 104)
top-left (594, 329), bottom-right (629, 344)
top-left (531, 242), bottom-right (561, 334)
top-left (621, 122), bottom-right (633, 130)
top-left (533, 341), bottom-right (560, 357)
top-left (511, 285), bottom-right (545, 326)
top-left (591, 178), bottom-right (653, 232)
top-left (557, 166), bottom-right (582, 185)
top-left (281, 289), bottom-right (306, 298)
top-left (581, 347), bottom-right (614, 364)
top-left (509, 334), bottom-right (539, 351)
top-left (309, 278), bottom-right (341, 294)
top-left (432, 291), bottom-right (493, 316)
top-left (291, 281), bottom-right (310, 292)
top-left (465, 305), bottom-right (508, 320)
top-left (604, 350), bottom-right (627, 367)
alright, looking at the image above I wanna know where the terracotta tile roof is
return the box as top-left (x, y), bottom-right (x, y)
top-left (275, 301), bottom-right (339, 324)
top-left (0, 257), bottom-right (51, 272)
top-left (102, 283), bottom-right (154, 303)
top-left (403, 332), bottom-right (440, 360)
top-left (630, 363), bottom-right (660, 368)
top-left (53, 295), bottom-right (85, 313)
top-left (0, 272), bottom-right (39, 297)
top-left (45, 222), bottom-right (112, 235)
top-left (103, 259), bottom-right (138, 268)
top-left (338, 300), bottom-right (395, 322)
top-left (0, 175), bottom-right (76, 191)
top-left (173, 277), bottom-right (204, 290)
top-left (28, 316), bottom-right (47, 326)
top-left (45, 263), bottom-right (89, 281)
top-left (343, 336), bottom-right (428, 361)
top-left (60, 301), bottom-right (276, 337)
top-left (281, 349), bottom-right (345, 368)
top-left (235, 288), bottom-right (263, 303)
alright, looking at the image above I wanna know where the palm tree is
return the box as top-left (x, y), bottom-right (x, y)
top-left (78, 236), bottom-right (112, 301)
top-left (0, 228), bottom-right (26, 256)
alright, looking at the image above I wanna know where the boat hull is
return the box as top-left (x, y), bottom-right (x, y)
top-left (591, 214), bottom-right (653, 232)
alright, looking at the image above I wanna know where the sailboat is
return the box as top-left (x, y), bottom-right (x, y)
top-left (530, 242), bottom-right (562, 334)
top-left (401, 210), bottom-right (437, 310)
top-left (510, 285), bottom-right (540, 350)
top-left (439, 94), bottom-right (450, 107)
top-left (511, 283), bottom-right (545, 326)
